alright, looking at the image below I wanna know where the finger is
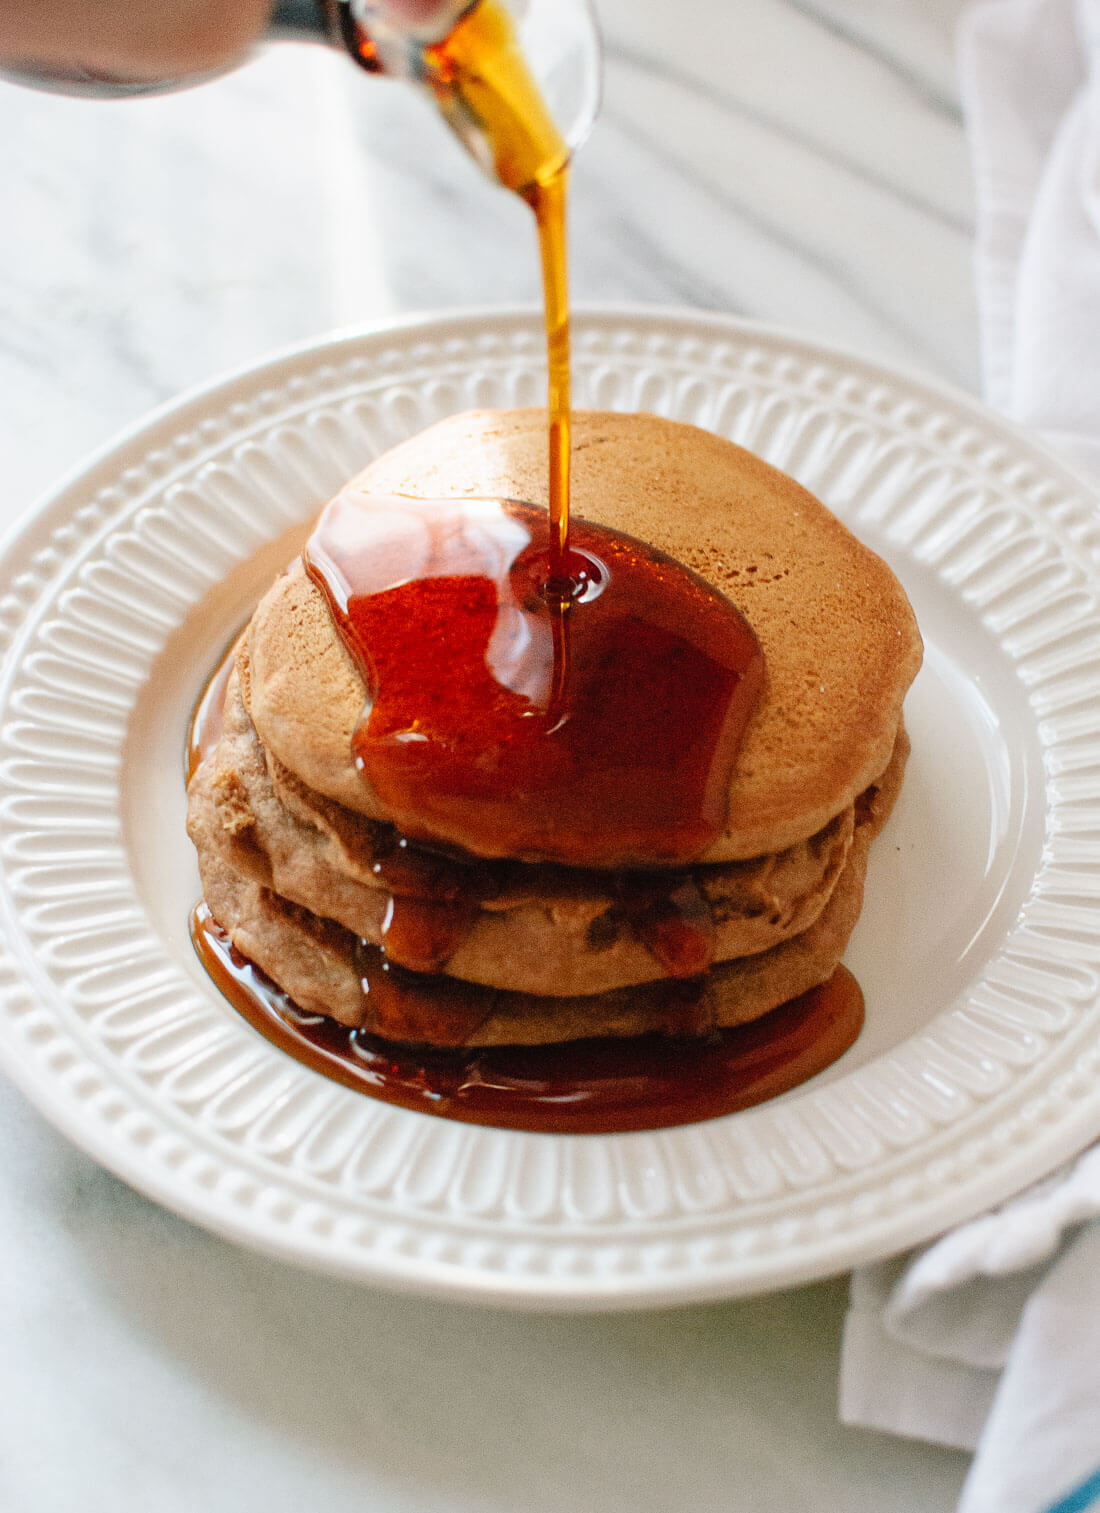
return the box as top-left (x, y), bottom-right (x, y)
top-left (0, 0), bottom-right (274, 78)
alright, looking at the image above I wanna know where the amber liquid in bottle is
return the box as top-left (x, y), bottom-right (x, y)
top-left (391, 0), bottom-right (576, 579)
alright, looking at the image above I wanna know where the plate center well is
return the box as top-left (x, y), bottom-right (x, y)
top-left (830, 552), bottom-right (1047, 1077)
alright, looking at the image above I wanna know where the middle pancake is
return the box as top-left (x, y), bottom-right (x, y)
top-left (188, 661), bottom-right (865, 997)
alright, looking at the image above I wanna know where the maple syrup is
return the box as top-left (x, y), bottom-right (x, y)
top-left (191, 904), bottom-right (864, 1134)
top-left (528, 170), bottom-right (572, 584)
top-left (186, 646), bottom-right (234, 783)
top-left (342, 0), bottom-right (576, 575)
top-left (188, 614), bottom-right (756, 984)
top-left (422, 0), bottom-right (575, 575)
top-left (185, 0), bottom-right (868, 1128)
top-left (302, 492), bottom-right (764, 870)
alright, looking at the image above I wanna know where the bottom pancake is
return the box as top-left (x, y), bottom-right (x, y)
top-left (195, 727), bottom-right (905, 1047)
top-left (192, 904), bottom-right (867, 1132)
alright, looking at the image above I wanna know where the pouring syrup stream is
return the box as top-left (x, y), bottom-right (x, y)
top-left (435, 0), bottom-right (575, 585)
top-left (371, 0), bottom-right (578, 587)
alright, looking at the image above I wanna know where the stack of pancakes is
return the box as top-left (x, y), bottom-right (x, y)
top-left (187, 410), bottom-right (922, 1047)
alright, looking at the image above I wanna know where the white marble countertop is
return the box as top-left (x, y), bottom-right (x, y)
top-left (0, 2), bottom-right (978, 1507)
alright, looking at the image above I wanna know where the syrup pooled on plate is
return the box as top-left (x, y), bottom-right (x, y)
top-left (191, 904), bottom-right (865, 1135)
top-left (186, 646), bottom-right (234, 784)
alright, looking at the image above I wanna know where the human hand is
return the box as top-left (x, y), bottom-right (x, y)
top-left (0, 0), bottom-right (460, 85)
top-left (0, 0), bottom-right (275, 82)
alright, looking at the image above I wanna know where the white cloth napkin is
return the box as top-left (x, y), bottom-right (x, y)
top-left (964, 0), bottom-right (1100, 473)
top-left (838, 2), bottom-right (1100, 1507)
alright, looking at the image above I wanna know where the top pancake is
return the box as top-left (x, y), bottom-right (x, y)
top-left (245, 409), bottom-right (922, 863)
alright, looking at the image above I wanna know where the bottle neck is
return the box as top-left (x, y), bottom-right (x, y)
top-left (267, 0), bottom-right (336, 46)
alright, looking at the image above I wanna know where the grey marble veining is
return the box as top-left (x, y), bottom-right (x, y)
top-left (0, 0), bottom-right (980, 509)
top-left (0, 1089), bottom-right (969, 1513)
top-left (0, 3), bottom-right (977, 1508)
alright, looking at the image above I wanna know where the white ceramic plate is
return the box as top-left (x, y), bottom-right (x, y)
top-left (2, 307), bottom-right (1100, 1309)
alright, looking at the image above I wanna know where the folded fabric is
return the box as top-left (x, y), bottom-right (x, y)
top-left (966, 0), bottom-right (1100, 472)
top-left (840, 1146), bottom-right (1100, 1502)
top-left (839, 1), bottom-right (1100, 1508)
